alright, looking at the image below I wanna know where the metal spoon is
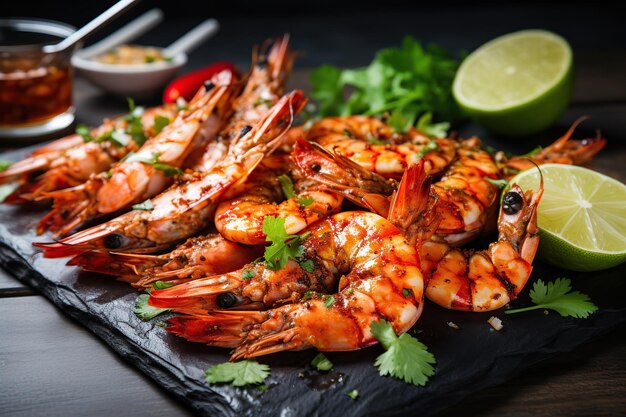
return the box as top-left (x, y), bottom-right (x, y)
top-left (78, 8), bottom-right (164, 59)
top-left (43, 0), bottom-right (140, 54)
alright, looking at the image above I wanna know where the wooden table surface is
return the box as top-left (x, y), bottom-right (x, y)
top-left (1, 5), bottom-right (625, 416)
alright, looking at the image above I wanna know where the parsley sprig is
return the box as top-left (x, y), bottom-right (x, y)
top-left (134, 293), bottom-right (171, 321)
top-left (506, 278), bottom-right (598, 318)
top-left (204, 360), bottom-right (270, 387)
top-left (262, 216), bottom-right (311, 271)
top-left (371, 320), bottom-right (436, 386)
top-left (310, 36), bottom-right (461, 132)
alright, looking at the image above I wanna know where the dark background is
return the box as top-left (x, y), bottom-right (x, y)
top-left (4, 1), bottom-right (626, 70)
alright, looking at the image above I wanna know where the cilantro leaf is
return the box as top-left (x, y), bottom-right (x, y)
top-left (153, 115), bottom-right (171, 134)
top-left (132, 199), bottom-right (154, 211)
top-left (152, 281), bottom-right (174, 290)
top-left (297, 196), bottom-right (314, 207)
top-left (134, 294), bottom-right (171, 320)
top-left (0, 184), bottom-right (18, 203)
top-left (204, 360), bottom-right (270, 387)
top-left (324, 295), bottom-right (336, 309)
top-left (485, 177), bottom-right (509, 188)
top-left (123, 152), bottom-right (183, 177)
top-left (299, 259), bottom-right (315, 272)
top-left (278, 174), bottom-right (295, 199)
top-left (0, 160), bottom-right (12, 172)
top-left (262, 216), bottom-right (309, 270)
top-left (505, 278), bottom-right (598, 318)
top-left (310, 36), bottom-right (461, 132)
top-left (416, 139), bottom-right (439, 159)
top-left (124, 98), bottom-right (148, 146)
top-left (371, 319), bottom-right (436, 386)
top-left (416, 112), bottom-right (449, 138)
top-left (311, 353), bottom-right (333, 371)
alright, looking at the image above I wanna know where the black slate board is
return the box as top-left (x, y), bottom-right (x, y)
top-left (1, 143), bottom-right (625, 417)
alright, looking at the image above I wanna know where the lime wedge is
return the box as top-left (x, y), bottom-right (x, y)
top-left (509, 164), bottom-right (626, 271)
top-left (453, 29), bottom-right (573, 136)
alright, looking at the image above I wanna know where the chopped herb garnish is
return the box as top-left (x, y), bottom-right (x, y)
top-left (302, 291), bottom-right (315, 301)
top-left (124, 98), bottom-right (148, 146)
top-left (76, 123), bottom-right (95, 142)
top-left (371, 319), bottom-right (436, 386)
top-left (132, 199), bottom-right (154, 211)
top-left (342, 129), bottom-right (353, 138)
top-left (416, 112), bottom-right (450, 138)
top-left (153, 115), bottom-right (171, 134)
top-left (0, 160), bottom-right (12, 172)
top-left (134, 293), bottom-right (171, 320)
top-left (485, 177), bottom-right (509, 188)
top-left (324, 295), bottom-right (336, 309)
top-left (0, 184), bottom-right (18, 203)
top-left (520, 145), bottom-right (543, 158)
top-left (176, 97), bottom-right (189, 111)
top-left (297, 196), bottom-right (314, 206)
top-left (278, 174), bottom-right (295, 199)
top-left (299, 259), bottom-right (315, 273)
top-left (262, 216), bottom-right (309, 270)
top-left (347, 389), bottom-right (359, 400)
top-left (366, 135), bottom-right (387, 145)
top-left (204, 360), bottom-right (270, 387)
top-left (254, 97), bottom-right (274, 107)
top-left (402, 288), bottom-right (413, 298)
top-left (242, 269), bottom-right (256, 280)
top-left (505, 278), bottom-right (598, 318)
top-left (311, 353), bottom-right (333, 372)
top-left (416, 139), bottom-right (439, 159)
top-left (124, 152), bottom-right (183, 177)
top-left (152, 280), bottom-right (174, 290)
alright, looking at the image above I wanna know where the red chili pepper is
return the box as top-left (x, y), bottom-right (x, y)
top-left (163, 61), bottom-right (238, 103)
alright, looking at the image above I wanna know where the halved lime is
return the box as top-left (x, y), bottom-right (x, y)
top-left (508, 164), bottom-right (626, 271)
top-left (453, 29), bottom-right (573, 136)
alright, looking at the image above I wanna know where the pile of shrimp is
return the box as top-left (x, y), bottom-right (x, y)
top-left (0, 35), bottom-right (606, 360)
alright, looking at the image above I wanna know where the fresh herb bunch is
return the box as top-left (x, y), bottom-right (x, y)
top-left (310, 36), bottom-right (461, 133)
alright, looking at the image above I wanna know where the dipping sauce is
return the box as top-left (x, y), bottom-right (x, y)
top-left (0, 62), bottom-right (72, 127)
top-left (94, 44), bottom-right (171, 65)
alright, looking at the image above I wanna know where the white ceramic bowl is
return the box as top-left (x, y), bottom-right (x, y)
top-left (72, 50), bottom-right (187, 99)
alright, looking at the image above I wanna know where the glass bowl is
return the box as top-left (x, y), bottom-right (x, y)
top-left (0, 18), bottom-right (78, 139)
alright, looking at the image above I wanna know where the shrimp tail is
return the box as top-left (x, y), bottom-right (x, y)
top-left (387, 160), bottom-right (440, 245)
top-left (166, 311), bottom-right (266, 348)
top-left (293, 137), bottom-right (395, 214)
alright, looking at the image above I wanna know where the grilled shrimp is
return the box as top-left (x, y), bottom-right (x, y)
top-left (293, 137), bottom-right (500, 245)
top-left (0, 103), bottom-right (179, 201)
top-left (37, 70), bottom-right (238, 236)
top-left (305, 116), bottom-right (457, 177)
top-left (499, 117), bottom-right (606, 178)
top-left (35, 90), bottom-right (307, 258)
top-left (214, 155), bottom-right (343, 245)
top-left (150, 211), bottom-right (424, 359)
top-left (389, 161), bottom-right (544, 311)
top-left (68, 234), bottom-right (262, 288)
top-left (188, 35), bottom-right (295, 172)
